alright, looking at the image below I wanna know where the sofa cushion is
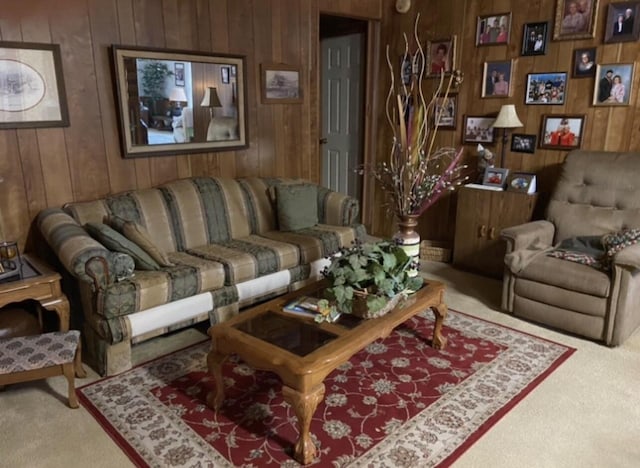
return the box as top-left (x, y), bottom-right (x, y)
top-left (85, 222), bottom-right (160, 271)
top-left (275, 183), bottom-right (318, 231)
top-left (108, 215), bottom-right (174, 267)
top-left (97, 254), bottom-right (226, 318)
top-left (186, 235), bottom-right (300, 285)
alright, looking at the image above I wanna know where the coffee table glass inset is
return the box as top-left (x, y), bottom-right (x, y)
top-left (207, 280), bottom-right (447, 465)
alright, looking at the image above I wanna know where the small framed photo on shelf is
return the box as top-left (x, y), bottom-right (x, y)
top-left (572, 47), bottom-right (596, 78)
top-left (604, 1), bottom-right (640, 43)
top-left (482, 167), bottom-right (509, 188)
top-left (521, 22), bottom-right (548, 56)
top-left (426, 36), bottom-right (456, 77)
top-left (511, 133), bottom-right (537, 153)
top-left (540, 114), bottom-right (586, 150)
top-left (525, 72), bottom-right (567, 105)
top-left (482, 60), bottom-right (514, 97)
top-left (434, 94), bottom-right (457, 129)
top-left (553, 0), bottom-right (599, 40)
top-left (476, 13), bottom-right (512, 46)
top-left (506, 172), bottom-right (537, 193)
top-left (592, 63), bottom-right (635, 106)
top-left (463, 115), bottom-right (496, 144)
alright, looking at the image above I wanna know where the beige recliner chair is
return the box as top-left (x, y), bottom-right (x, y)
top-left (501, 150), bottom-right (640, 345)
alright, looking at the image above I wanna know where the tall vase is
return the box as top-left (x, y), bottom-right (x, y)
top-left (393, 214), bottom-right (420, 277)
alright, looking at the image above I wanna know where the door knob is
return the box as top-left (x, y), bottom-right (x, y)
top-left (319, 138), bottom-right (328, 144)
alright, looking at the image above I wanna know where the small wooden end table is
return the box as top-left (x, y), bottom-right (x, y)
top-left (0, 254), bottom-right (86, 378)
top-left (207, 280), bottom-right (447, 465)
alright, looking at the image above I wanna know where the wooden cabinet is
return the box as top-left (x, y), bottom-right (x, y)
top-left (453, 186), bottom-right (537, 278)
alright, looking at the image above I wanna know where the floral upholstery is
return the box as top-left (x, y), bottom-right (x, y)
top-left (0, 331), bottom-right (80, 374)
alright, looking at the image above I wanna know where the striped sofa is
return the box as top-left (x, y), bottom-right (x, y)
top-left (37, 177), bottom-right (365, 376)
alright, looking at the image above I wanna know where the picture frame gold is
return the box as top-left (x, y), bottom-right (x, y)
top-left (426, 36), bottom-right (456, 77)
top-left (539, 114), bottom-right (585, 150)
top-left (592, 63), bottom-right (635, 106)
top-left (482, 60), bottom-right (515, 98)
top-left (553, 0), bottom-right (599, 40)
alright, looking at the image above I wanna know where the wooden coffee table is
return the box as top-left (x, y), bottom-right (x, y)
top-left (206, 279), bottom-right (447, 464)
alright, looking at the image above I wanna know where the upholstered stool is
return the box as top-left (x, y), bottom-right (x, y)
top-left (0, 330), bottom-right (83, 408)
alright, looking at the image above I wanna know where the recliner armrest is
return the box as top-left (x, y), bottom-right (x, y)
top-left (613, 243), bottom-right (640, 271)
top-left (501, 220), bottom-right (555, 253)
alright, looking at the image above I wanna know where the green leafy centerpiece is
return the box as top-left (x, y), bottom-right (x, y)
top-left (317, 240), bottom-right (424, 323)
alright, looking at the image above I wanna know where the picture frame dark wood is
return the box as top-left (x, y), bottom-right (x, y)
top-left (506, 172), bottom-right (537, 193)
top-left (553, 0), bottom-right (599, 40)
top-left (511, 133), bottom-right (537, 153)
top-left (0, 41), bottom-right (69, 129)
top-left (482, 60), bottom-right (514, 98)
top-left (221, 66), bottom-right (230, 84)
top-left (539, 114), bottom-right (586, 150)
top-left (426, 36), bottom-right (456, 77)
top-left (476, 13), bottom-right (512, 46)
top-left (572, 47), bottom-right (596, 78)
top-left (261, 63), bottom-right (302, 104)
top-left (174, 62), bottom-right (185, 86)
top-left (434, 94), bottom-right (457, 129)
top-left (521, 22), bottom-right (548, 56)
top-left (604, 1), bottom-right (640, 43)
top-left (463, 115), bottom-right (496, 144)
top-left (525, 72), bottom-right (568, 105)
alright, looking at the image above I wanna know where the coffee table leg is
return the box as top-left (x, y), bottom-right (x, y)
top-left (282, 383), bottom-right (325, 465)
top-left (431, 303), bottom-right (448, 349)
top-left (206, 351), bottom-right (228, 410)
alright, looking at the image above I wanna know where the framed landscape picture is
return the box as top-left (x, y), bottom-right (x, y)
top-left (261, 63), bottom-right (302, 104)
top-left (572, 47), bottom-right (596, 78)
top-left (482, 60), bottom-right (514, 97)
top-left (540, 114), bottom-right (585, 150)
top-left (426, 36), bottom-right (456, 77)
top-left (476, 13), bottom-right (512, 46)
top-left (592, 63), bottom-right (635, 106)
top-left (463, 115), bottom-right (496, 144)
top-left (511, 133), bottom-right (537, 153)
top-left (525, 72), bottom-right (567, 104)
top-left (604, 1), bottom-right (640, 43)
top-left (553, 0), bottom-right (599, 40)
top-left (521, 22), bottom-right (548, 55)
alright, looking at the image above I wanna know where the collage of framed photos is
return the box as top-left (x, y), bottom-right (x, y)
top-left (471, 0), bottom-right (638, 158)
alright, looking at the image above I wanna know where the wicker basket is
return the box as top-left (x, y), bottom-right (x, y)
top-left (420, 240), bottom-right (452, 263)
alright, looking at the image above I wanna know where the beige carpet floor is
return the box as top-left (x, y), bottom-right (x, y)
top-left (2, 262), bottom-right (639, 467)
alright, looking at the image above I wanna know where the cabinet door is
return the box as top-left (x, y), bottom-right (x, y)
top-left (453, 187), bottom-right (492, 272)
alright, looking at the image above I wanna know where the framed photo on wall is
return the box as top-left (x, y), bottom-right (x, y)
top-left (521, 22), bottom-right (548, 55)
top-left (482, 60), bottom-right (514, 97)
top-left (426, 36), bottom-right (456, 77)
top-left (0, 41), bottom-right (69, 129)
top-left (540, 114), bottom-right (586, 150)
top-left (511, 133), bottom-right (537, 153)
top-left (463, 115), bottom-right (496, 144)
top-left (476, 13), bottom-right (512, 46)
top-left (604, 2), bottom-right (640, 43)
top-left (261, 63), bottom-right (302, 104)
top-left (221, 66), bottom-right (230, 84)
top-left (525, 72), bottom-right (567, 104)
top-left (434, 94), bottom-right (457, 129)
top-left (572, 47), bottom-right (596, 77)
top-left (592, 63), bottom-right (635, 105)
top-left (553, 0), bottom-right (599, 40)
top-left (174, 62), bottom-right (185, 86)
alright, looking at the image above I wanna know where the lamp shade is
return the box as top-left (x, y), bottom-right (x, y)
top-left (168, 87), bottom-right (187, 103)
top-left (493, 104), bottom-right (523, 129)
top-left (200, 87), bottom-right (222, 107)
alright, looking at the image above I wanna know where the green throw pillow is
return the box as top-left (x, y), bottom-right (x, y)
top-left (276, 183), bottom-right (318, 231)
top-left (107, 215), bottom-right (174, 267)
top-left (85, 222), bottom-right (160, 271)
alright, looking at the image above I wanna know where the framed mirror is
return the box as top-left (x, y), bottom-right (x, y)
top-left (112, 45), bottom-right (248, 158)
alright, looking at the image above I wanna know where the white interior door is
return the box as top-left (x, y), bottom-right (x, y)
top-left (321, 33), bottom-right (363, 201)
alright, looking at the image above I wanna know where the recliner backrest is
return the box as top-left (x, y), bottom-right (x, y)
top-left (546, 150), bottom-right (640, 243)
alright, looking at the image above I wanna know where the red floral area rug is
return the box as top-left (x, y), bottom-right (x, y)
top-left (78, 310), bottom-right (574, 467)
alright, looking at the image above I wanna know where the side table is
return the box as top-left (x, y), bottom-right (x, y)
top-left (0, 254), bottom-right (86, 377)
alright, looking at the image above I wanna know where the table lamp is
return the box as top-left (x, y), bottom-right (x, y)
top-left (492, 104), bottom-right (523, 167)
top-left (168, 87), bottom-right (188, 116)
top-left (200, 87), bottom-right (222, 119)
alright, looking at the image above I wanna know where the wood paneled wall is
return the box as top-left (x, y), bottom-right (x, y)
top-left (0, 0), bottom-right (382, 249)
top-left (2, 0), bottom-right (638, 249)
top-left (372, 0), bottom-right (640, 242)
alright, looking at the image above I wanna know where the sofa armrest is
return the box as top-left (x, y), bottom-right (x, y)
top-left (37, 208), bottom-right (135, 289)
top-left (317, 186), bottom-right (360, 226)
top-left (501, 220), bottom-right (555, 253)
top-left (613, 243), bottom-right (640, 271)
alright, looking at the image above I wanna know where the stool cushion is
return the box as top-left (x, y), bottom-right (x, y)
top-left (0, 331), bottom-right (80, 373)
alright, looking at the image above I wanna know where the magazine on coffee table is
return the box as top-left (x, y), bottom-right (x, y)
top-left (282, 296), bottom-right (321, 318)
